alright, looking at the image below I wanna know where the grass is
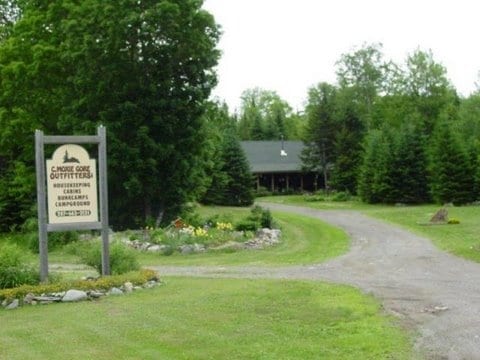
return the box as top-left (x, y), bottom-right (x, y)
top-left (0, 277), bottom-right (413, 360)
top-left (364, 204), bottom-right (480, 263)
top-left (257, 194), bottom-right (378, 211)
top-left (260, 195), bottom-right (480, 263)
top-left (136, 210), bottom-right (350, 266)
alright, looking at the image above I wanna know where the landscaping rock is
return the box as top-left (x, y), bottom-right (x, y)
top-left (179, 243), bottom-right (205, 254)
top-left (62, 289), bottom-right (88, 302)
top-left (123, 282), bottom-right (134, 293)
top-left (34, 296), bottom-right (62, 303)
top-left (144, 280), bottom-right (158, 289)
top-left (244, 228), bottom-right (282, 249)
top-left (23, 293), bottom-right (35, 305)
top-left (430, 208), bottom-right (448, 223)
top-left (147, 244), bottom-right (165, 252)
top-left (109, 287), bottom-right (123, 295)
top-left (0, 274), bottom-right (162, 310)
top-left (88, 291), bottom-right (105, 299)
top-left (6, 299), bottom-right (19, 310)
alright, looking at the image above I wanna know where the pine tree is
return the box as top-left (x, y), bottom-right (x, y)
top-left (429, 121), bottom-right (475, 205)
top-left (386, 125), bottom-right (429, 203)
top-left (357, 129), bottom-right (393, 203)
top-left (301, 83), bottom-right (338, 190)
top-left (203, 129), bottom-right (254, 206)
top-left (331, 105), bottom-right (364, 194)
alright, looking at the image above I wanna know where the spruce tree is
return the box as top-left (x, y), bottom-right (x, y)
top-left (203, 129), bottom-right (254, 206)
top-left (357, 129), bottom-right (393, 203)
top-left (301, 83), bottom-right (338, 190)
top-left (331, 105), bottom-right (364, 194)
top-left (386, 125), bottom-right (429, 203)
top-left (429, 121), bottom-right (475, 205)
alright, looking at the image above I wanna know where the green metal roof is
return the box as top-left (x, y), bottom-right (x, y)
top-left (240, 141), bottom-right (304, 174)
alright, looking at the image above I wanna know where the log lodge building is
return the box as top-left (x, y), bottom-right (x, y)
top-left (240, 140), bottom-right (318, 193)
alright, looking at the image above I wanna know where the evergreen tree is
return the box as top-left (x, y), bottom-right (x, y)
top-left (429, 121), bottom-right (475, 205)
top-left (330, 90), bottom-right (365, 194)
top-left (200, 101), bottom-right (231, 205)
top-left (357, 129), bottom-right (393, 203)
top-left (212, 129), bottom-right (254, 206)
top-left (301, 82), bottom-right (338, 190)
top-left (386, 124), bottom-right (429, 203)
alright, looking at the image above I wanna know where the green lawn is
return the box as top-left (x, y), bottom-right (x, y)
top-left (258, 194), bottom-right (378, 211)
top-left (364, 205), bottom-right (480, 263)
top-left (0, 277), bottom-right (413, 360)
top-left (260, 195), bottom-right (480, 263)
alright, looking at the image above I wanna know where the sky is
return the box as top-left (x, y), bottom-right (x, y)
top-left (202, 0), bottom-right (480, 112)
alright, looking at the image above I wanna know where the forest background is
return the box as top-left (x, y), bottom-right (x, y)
top-left (1, 0), bottom-right (480, 232)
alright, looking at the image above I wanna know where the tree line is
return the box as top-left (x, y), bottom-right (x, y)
top-left (1, 1), bottom-right (479, 232)
top-left (230, 44), bottom-right (480, 206)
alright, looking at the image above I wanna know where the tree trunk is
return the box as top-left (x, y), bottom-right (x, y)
top-left (144, 198), bottom-right (151, 223)
top-left (155, 204), bottom-right (165, 228)
top-left (321, 142), bottom-right (329, 193)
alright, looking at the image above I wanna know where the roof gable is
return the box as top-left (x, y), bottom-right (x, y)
top-left (240, 141), bottom-right (304, 173)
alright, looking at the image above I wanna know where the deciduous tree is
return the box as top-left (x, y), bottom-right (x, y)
top-left (0, 0), bottom-right (220, 229)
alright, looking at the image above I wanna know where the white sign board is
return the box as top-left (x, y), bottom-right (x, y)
top-left (46, 144), bottom-right (98, 224)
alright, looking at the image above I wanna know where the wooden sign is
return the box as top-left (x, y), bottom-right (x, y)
top-left (46, 144), bottom-right (98, 224)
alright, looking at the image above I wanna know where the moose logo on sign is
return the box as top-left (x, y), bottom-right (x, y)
top-left (63, 150), bottom-right (80, 163)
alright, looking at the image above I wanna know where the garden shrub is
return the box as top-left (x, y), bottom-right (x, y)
top-left (79, 240), bottom-right (140, 275)
top-left (234, 206), bottom-right (274, 231)
top-left (21, 217), bottom-right (79, 252)
top-left (331, 191), bottom-right (351, 202)
top-left (235, 219), bottom-right (259, 232)
top-left (149, 228), bottom-right (168, 244)
top-left (0, 243), bottom-right (39, 289)
top-left (204, 213), bottom-right (234, 228)
top-left (248, 205), bottom-right (274, 228)
top-left (49, 231), bottom-right (79, 249)
top-left (259, 208), bottom-right (273, 228)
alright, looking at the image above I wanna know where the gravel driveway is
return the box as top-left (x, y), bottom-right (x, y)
top-left (150, 203), bottom-right (480, 359)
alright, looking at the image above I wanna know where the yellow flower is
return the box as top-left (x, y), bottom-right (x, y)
top-left (216, 222), bottom-right (233, 231)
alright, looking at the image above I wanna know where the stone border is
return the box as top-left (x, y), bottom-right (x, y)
top-left (1, 278), bottom-right (162, 310)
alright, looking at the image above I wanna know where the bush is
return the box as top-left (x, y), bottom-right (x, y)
top-left (21, 217), bottom-right (79, 252)
top-left (79, 241), bottom-right (140, 275)
top-left (249, 205), bottom-right (274, 228)
top-left (234, 206), bottom-right (274, 231)
top-left (448, 218), bottom-right (460, 225)
top-left (235, 219), bottom-right (259, 232)
top-left (49, 231), bottom-right (80, 249)
top-left (331, 191), bottom-right (351, 202)
top-left (204, 213), bottom-right (234, 228)
top-left (0, 243), bottom-right (39, 289)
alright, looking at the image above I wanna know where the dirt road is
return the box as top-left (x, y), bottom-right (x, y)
top-left (151, 203), bottom-right (480, 359)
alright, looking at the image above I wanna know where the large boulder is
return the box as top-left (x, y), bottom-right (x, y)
top-left (62, 289), bottom-right (88, 302)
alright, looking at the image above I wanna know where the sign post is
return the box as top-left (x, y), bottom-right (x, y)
top-left (35, 126), bottom-right (110, 281)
